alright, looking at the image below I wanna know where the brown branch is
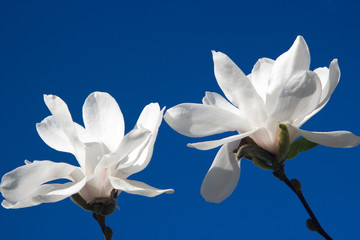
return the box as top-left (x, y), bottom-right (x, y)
top-left (273, 165), bottom-right (333, 240)
top-left (93, 213), bottom-right (113, 240)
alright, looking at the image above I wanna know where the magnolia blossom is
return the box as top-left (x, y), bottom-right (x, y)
top-left (165, 36), bottom-right (360, 203)
top-left (1, 92), bottom-right (173, 209)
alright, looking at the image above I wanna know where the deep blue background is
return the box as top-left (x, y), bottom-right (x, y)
top-left (1, 0), bottom-right (359, 239)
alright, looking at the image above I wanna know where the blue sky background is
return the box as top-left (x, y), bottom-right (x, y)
top-left (1, 0), bottom-right (360, 239)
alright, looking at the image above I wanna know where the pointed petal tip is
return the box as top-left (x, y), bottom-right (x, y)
top-left (330, 59), bottom-right (339, 69)
top-left (44, 94), bottom-right (55, 99)
top-left (294, 35), bottom-right (307, 46)
top-left (143, 102), bottom-right (161, 113)
top-left (165, 189), bottom-right (175, 194)
top-left (211, 50), bottom-right (225, 58)
top-left (24, 160), bottom-right (32, 165)
top-left (151, 102), bottom-right (161, 109)
top-left (296, 35), bottom-right (304, 40)
top-left (1, 200), bottom-right (10, 209)
top-left (211, 50), bottom-right (218, 58)
top-left (163, 111), bottom-right (172, 125)
top-left (43, 94), bottom-right (52, 102)
top-left (161, 106), bottom-right (166, 112)
top-left (186, 143), bottom-right (195, 148)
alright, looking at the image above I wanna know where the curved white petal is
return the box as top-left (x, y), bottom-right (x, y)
top-left (202, 91), bottom-right (244, 117)
top-left (36, 116), bottom-right (75, 154)
top-left (75, 123), bottom-right (98, 143)
top-left (120, 103), bottom-right (163, 175)
top-left (76, 174), bottom-right (111, 202)
top-left (44, 94), bottom-right (85, 169)
top-left (314, 66), bottom-right (329, 95)
top-left (266, 36), bottom-right (310, 110)
top-left (270, 70), bottom-right (322, 121)
top-left (319, 59), bottom-right (340, 106)
top-left (108, 176), bottom-right (174, 197)
top-left (165, 103), bottom-right (250, 138)
top-left (2, 178), bottom-right (88, 209)
top-left (293, 60), bottom-right (341, 127)
top-left (37, 116), bottom-right (98, 154)
top-left (95, 127), bottom-right (151, 173)
top-left (136, 103), bottom-right (162, 132)
top-left (247, 58), bottom-right (274, 102)
top-left (212, 51), bottom-right (267, 126)
top-left (83, 92), bottom-right (125, 152)
top-left (1, 160), bottom-right (85, 209)
top-left (250, 121), bottom-right (277, 154)
top-left (84, 142), bottom-right (106, 175)
top-left (200, 140), bottom-right (241, 203)
top-left (290, 126), bottom-right (360, 148)
top-left (188, 128), bottom-right (260, 150)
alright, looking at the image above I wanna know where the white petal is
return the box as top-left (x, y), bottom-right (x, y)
top-left (201, 140), bottom-right (241, 203)
top-left (293, 60), bottom-right (341, 127)
top-left (202, 91), bottom-right (243, 117)
top-left (249, 125), bottom-right (276, 154)
top-left (1, 160), bottom-right (85, 209)
top-left (36, 116), bottom-right (75, 154)
top-left (84, 142), bottom-right (105, 175)
top-left (188, 128), bottom-right (260, 150)
top-left (108, 176), bottom-right (174, 197)
top-left (2, 178), bottom-right (88, 209)
top-left (290, 126), bottom-right (360, 148)
top-left (83, 92), bottom-right (125, 152)
top-left (95, 127), bottom-right (151, 173)
top-left (46, 177), bottom-right (88, 196)
top-left (266, 36), bottom-right (310, 110)
top-left (212, 51), bottom-right (267, 126)
top-left (76, 175), bottom-right (110, 202)
top-left (136, 103), bottom-right (162, 132)
top-left (120, 103), bottom-right (163, 175)
top-left (270, 70), bottom-right (322, 121)
top-left (314, 66), bottom-right (329, 95)
top-left (247, 58), bottom-right (274, 102)
top-left (75, 123), bottom-right (98, 143)
top-left (44, 94), bottom-right (85, 169)
top-left (37, 116), bottom-right (97, 154)
top-left (319, 59), bottom-right (340, 106)
top-left (165, 103), bottom-right (250, 138)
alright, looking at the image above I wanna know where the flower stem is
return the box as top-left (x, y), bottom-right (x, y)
top-left (93, 213), bottom-right (113, 240)
top-left (273, 165), bottom-right (332, 240)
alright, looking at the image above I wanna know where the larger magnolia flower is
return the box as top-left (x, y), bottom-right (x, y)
top-left (165, 36), bottom-right (360, 203)
top-left (0, 92), bottom-right (173, 209)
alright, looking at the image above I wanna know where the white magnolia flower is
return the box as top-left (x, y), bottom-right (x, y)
top-left (165, 36), bottom-right (360, 203)
top-left (1, 92), bottom-right (173, 209)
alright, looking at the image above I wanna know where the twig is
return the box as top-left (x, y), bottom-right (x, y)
top-left (273, 165), bottom-right (333, 240)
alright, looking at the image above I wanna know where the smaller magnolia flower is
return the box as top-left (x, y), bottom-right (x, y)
top-left (165, 36), bottom-right (360, 203)
top-left (0, 92), bottom-right (173, 211)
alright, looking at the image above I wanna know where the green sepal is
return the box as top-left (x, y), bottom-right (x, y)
top-left (252, 157), bottom-right (274, 170)
top-left (286, 137), bottom-right (318, 160)
top-left (70, 189), bottom-right (119, 216)
top-left (277, 124), bottom-right (290, 163)
top-left (236, 144), bottom-right (275, 164)
top-left (71, 193), bottom-right (95, 212)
